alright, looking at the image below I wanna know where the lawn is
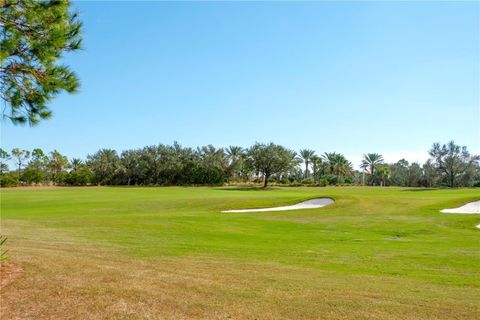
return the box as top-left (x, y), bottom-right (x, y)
top-left (1, 186), bottom-right (479, 319)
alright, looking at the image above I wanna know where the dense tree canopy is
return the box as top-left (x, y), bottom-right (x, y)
top-left (0, 0), bottom-right (82, 125)
top-left (428, 141), bottom-right (480, 188)
top-left (1, 141), bottom-right (478, 188)
top-left (247, 143), bottom-right (296, 188)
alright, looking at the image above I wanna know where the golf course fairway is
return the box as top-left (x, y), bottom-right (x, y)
top-left (1, 187), bottom-right (479, 319)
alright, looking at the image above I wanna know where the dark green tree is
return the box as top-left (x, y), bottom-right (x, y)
top-left (322, 152), bottom-right (353, 185)
top-left (70, 158), bottom-right (83, 172)
top-left (120, 150), bottom-right (141, 186)
top-left (0, 148), bottom-right (10, 173)
top-left (226, 146), bottom-right (244, 181)
top-left (1, 0), bottom-right (82, 125)
top-left (87, 149), bottom-right (121, 185)
top-left (429, 141), bottom-right (480, 188)
top-left (247, 143), bottom-right (296, 188)
top-left (47, 149), bottom-right (68, 184)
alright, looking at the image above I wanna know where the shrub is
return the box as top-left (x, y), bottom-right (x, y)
top-left (0, 172), bottom-right (19, 187)
top-left (318, 177), bottom-right (328, 187)
top-left (344, 176), bottom-right (353, 184)
top-left (65, 169), bottom-right (92, 186)
top-left (54, 171), bottom-right (68, 185)
top-left (21, 168), bottom-right (44, 184)
top-left (302, 177), bottom-right (314, 185)
top-left (325, 174), bottom-right (338, 186)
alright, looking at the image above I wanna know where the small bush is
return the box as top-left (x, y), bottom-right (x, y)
top-left (302, 177), bottom-right (314, 185)
top-left (318, 178), bottom-right (328, 187)
top-left (344, 176), bottom-right (353, 184)
top-left (0, 172), bottom-right (19, 187)
top-left (325, 174), bottom-right (338, 186)
top-left (65, 169), bottom-right (92, 186)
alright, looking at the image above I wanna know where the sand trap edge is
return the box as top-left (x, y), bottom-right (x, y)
top-left (440, 200), bottom-right (480, 230)
top-left (440, 200), bottom-right (480, 214)
top-left (222, 198), bottom-right (334, 213)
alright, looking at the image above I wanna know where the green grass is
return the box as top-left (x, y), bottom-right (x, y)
top-left (1, 186), bottom-right (479, 319)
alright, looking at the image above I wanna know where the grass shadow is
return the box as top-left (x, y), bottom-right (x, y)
top-left (214, 186), bottom-right (278, 191)
top-left (402, 188), bottom-right (439, 192)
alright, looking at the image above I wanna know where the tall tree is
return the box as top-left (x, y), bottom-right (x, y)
top-left (120, 150), bottom-right (141, 186)
top-left (47, 150), bottom-right (69, 184)
top-left (87, 149), bottom-right (121, 185)
top-left (1, 0), bottom-right (82, 125)
top-left (428, 141), bottom-right (480, 188)
top-left (226, 146), bottom-right (244, 181)
top-left (11, 148), bottom-right (30, 179)
top-left (29, 148), bottom-right (46, 170)
top-left (360, 153), bottom-right (384, 185)
top-left (389, 159), bottom-right (409, 186)
top-left (323, 152), bottom-right (353, 184)
top-left (299, 149), bottom-right (315, 178)
top-left (422, 159), bottom-right (437, 188)
top-left (195, 145), bottom-right (228, 184)
top-left (247, 143), bottom-right (296, 188)
top-left (375, 164), bottom-right (390, 187)
top-left (0, 148), bottom-right (10, 173)
top-left (70, 158), bottom-right (83, 172)
top-left (24, 148), bottom-right (46, 184)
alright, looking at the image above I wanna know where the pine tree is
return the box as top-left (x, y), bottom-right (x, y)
top-left (1, 0), bottom-right (82, 125)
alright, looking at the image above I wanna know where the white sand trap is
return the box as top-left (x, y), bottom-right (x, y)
top-left (223, 198), bottom-right (334, 213)
top-left (440, 201), bottom-right (480, 214)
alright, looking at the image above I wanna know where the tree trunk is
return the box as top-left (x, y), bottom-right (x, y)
top-left (263, 173), bottom-right (270, 188)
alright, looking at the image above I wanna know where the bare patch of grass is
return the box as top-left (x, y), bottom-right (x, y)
top-left (1, 236), bottom-right (479, 320)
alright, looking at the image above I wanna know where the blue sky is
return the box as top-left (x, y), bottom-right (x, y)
top-left (2, 1), bottom-right (479, 168)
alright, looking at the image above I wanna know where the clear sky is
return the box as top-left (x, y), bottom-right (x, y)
top-left (2, 1), bottom-right (479, 168)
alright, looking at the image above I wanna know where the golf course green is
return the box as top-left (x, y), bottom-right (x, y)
top-left (1, 186), bottom-right (479, 319)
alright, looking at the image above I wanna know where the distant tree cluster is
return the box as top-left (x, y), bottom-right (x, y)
top-left (359, 142), bottom-right (480, 188)
top-left (1, 141), bottom-right (478, 188)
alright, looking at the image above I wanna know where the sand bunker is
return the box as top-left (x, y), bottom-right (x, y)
top-left (440, 201), bottom-right (480, 214)
top-left (223, 198), bottom-right (334, 213)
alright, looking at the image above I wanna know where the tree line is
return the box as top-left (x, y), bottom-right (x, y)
top-left (1, 141), bottom-right (478, 188)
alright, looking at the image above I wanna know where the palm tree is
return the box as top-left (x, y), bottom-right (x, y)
top-left (299, 149), bottom-right (316, 178)
top-left (70, 158), bottom-right (83, 172)
top-left (322, 152), bottom-right (353, 184)
top-left (226, 146), bottom-right (244, 181)
top-left (375, 165), bottom-right (390, 187)
top-left (310, 155), bottom-right (324, 182)
top-left (360, 153), bottom-right (384, 185)
top-left (226, 146), bottom-right (243, 165)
